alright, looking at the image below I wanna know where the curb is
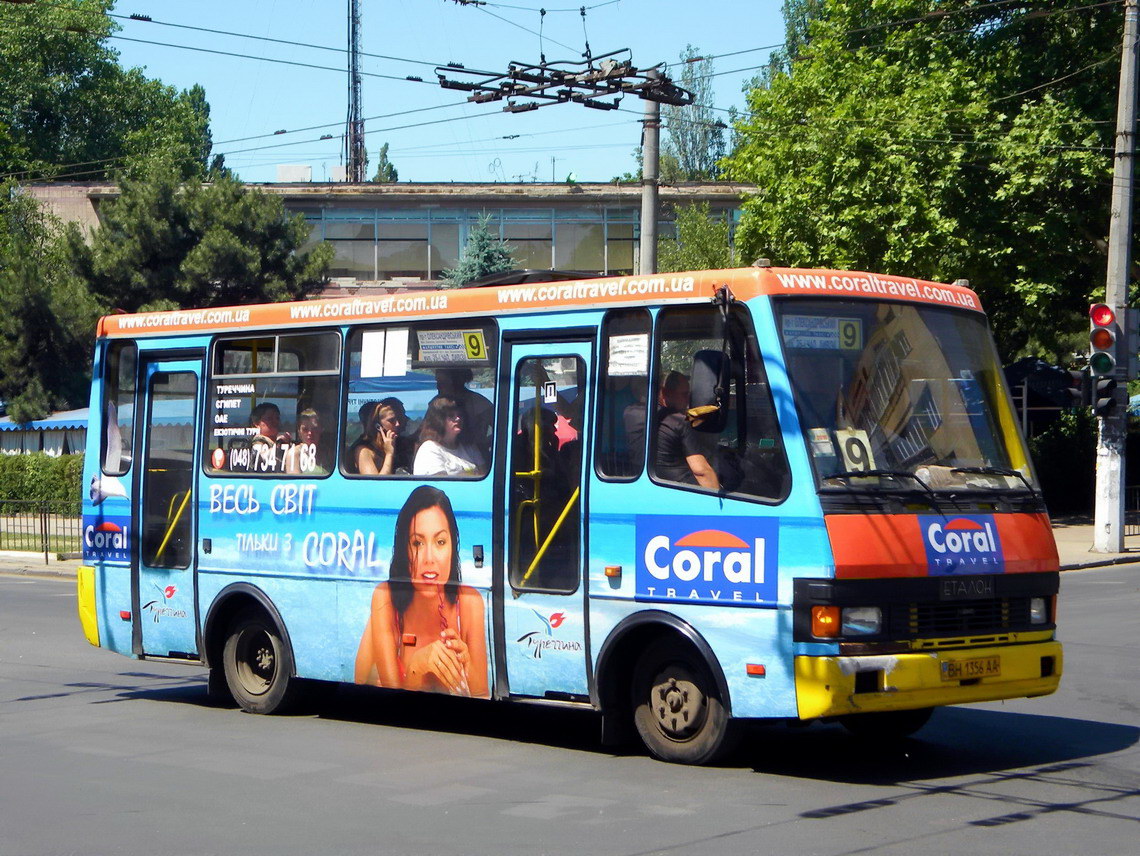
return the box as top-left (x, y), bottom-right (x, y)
top-left (0, 567), bottom-right (77, 580)
top-left (1060, 555), bottom-right (1139, 571)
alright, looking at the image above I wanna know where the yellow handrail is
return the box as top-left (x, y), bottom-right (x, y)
top-left (517, 487), bottom-right (579, 591)
top-left (154, 489), bottom-right (192, 563)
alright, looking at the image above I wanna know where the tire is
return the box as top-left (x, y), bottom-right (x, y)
top-left (222, 607), bottom-right (299, 714)
top-left (631, 637), bottom-right (737, 765)
top-left (840, 707), bottom-right (934, 740)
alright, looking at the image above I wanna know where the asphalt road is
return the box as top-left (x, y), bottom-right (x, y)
top-left (1, 567), bottom-right (1137, 856)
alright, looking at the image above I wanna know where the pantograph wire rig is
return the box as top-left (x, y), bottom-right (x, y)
top-left (435, 49), bottom-right (694, 112)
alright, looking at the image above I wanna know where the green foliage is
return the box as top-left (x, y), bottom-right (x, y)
top-left (1028, 409), bottom-right (1096, 514)
top-left (441, 214), bottom-right (516, 287)
top-left (67, 164), bottom-right (333, 313)
top-left (0, 0), bottom-right (212, 181)
top-left (662, 46), bottom-right (726, 181)
top-left (723, 0), bottom-right (1119, 363)
top-left (659, 202), bottom-right (735, 273)
top-left (0, 453), bottom-right (85, 511)
top-left (372, 142), bottom-right (398, 183)
top-left (0, 184), bottom-right (99, 422)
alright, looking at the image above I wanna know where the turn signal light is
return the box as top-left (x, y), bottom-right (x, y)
top-left (811, 605), bottom-right (840, 638)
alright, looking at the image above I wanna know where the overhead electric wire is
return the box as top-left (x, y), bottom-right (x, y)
top-left (478, 1), bottom-right (624, 12)
top-left (472, 5), bottom-right (576, 52)
top-left (107, 11), bottom-right (445, 70)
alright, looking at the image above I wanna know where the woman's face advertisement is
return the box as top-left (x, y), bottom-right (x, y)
top-left (408, 505), bottom-right (452, 595)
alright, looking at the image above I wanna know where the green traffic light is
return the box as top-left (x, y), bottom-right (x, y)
top-left (1090, 351), bottom-right (1116, 375)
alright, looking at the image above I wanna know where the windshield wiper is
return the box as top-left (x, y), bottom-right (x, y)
top-left (823, 469), bottom-right (943, 512)
top-left (951, 466), bottom-right (1038, 495)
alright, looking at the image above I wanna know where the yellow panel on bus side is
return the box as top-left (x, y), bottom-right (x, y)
top-left (76, 565), bottom-right (100, 647)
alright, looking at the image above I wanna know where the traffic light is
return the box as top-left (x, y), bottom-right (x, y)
top-left (1089, 303), bottom-right (1118, 376)
top-left (1094, 376), bottom-right (1118, 418)
top-left (1064, 369), bottom-right (1089, 408)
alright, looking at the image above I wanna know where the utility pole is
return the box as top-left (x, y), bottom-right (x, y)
top-left (1094, 0), bottom-right (1138, 552)
top-left (638, 98), bottom-right (660, 275)
top-left (345, 0), bottom-right (366, 183)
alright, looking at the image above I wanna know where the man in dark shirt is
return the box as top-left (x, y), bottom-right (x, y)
top-left (655, 371), bottom-right (720, 490)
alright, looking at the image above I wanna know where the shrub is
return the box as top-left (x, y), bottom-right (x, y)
top-left (0, 453), bottom-right (85, 512)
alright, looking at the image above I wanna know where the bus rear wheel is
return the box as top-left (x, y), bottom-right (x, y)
top-left (222, 608), bottom-right (298, 715)
top-left (631, 638), bottom-right (736, 765)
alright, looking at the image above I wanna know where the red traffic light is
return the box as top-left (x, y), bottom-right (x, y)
top-left (1090, 303), bottom-right (1115, 326)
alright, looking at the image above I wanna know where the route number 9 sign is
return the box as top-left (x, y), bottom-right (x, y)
top-left (835, 428), bottom-right (876, 472)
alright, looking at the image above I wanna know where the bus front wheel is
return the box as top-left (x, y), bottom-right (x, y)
top-left (631, 638), bottom-right (737, 765)
top-left (222, 608), bottom-right (298, 714)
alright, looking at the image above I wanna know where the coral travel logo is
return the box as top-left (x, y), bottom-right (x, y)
top-left (82, 515), bottom-right (131, 562)
top-left (635, 516), bottom-right (778, 607)
top-left (920, 514), bottom-right (1004, 575)
top-left (516, 609), bottom-right (581, 659)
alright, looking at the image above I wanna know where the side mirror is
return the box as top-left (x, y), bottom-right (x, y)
top-left (688, 349), bottom-right (728, 433)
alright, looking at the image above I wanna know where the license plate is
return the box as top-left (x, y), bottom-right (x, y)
top-left (941, 656), bottom-right (1000, 681)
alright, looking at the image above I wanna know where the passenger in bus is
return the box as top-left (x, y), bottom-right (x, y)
top-left (623, 377), bottom-right (650, 472)
top-left (353, 399), bottom-right (414, 475)
top-left (249, 402), bottom-right (288, 473)
top-left (655, 371), bottom-right (720, 490)
top-left (435, 367), bottom-right (493, 451)
top-left (354, 486), bottom-right (488, 697)
top-left (413, 396), bottom-right (486, 477)
top-left (284, 408), bottom-right (331, 475)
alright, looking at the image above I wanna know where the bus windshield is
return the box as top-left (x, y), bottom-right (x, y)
top-left (775, 298), bottom-right (1036, 495)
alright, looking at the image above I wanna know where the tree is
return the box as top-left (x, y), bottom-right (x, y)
top-left (0, 0), bottom-right (212, 181)
top-left (372, 142), bottom-right (398, 183)
top-left (0, 184), bottom-right (98, 421)
top-left (661, 46), bottom-right (727, 181)
top-left (658, 202), bottom-right (735, 273)
top-left (440, 214), bottom-right (516, 287)
top-left (723, 0), bottom-right (1119, 362)
top-left (66, 164), bottom-right (333, 313)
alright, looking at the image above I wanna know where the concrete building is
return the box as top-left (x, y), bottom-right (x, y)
top-left (28, 181), bottom-right (750, 296)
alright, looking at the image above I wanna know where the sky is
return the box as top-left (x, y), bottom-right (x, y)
top-left (107, 0), bottom-right (786, 183)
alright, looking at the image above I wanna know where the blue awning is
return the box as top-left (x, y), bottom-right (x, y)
top-left (0, 407), bottom-right (89, 431)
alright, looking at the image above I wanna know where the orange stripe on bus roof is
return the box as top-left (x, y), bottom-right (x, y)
top-left (96, 267), bottom-right (984, 338)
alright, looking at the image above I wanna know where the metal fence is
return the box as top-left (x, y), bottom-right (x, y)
top-left (1126, 487), bottom-right (1140, 537)
top-left (0, 499), bottom-right (83, 563)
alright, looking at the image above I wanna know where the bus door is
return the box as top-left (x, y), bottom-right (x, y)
top-left (133, 356), bottom-right (202, 659)
top-left (495, 338), bottom-right (592, 700)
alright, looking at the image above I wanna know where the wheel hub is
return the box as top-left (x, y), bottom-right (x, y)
top-left (652, 676), bottom-right (706, 739)
top-left (254, 646), bottom-right (273, 673)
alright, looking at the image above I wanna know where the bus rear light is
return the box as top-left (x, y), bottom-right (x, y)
top-left (811, 606), bottom-right (840, 638)
top-left (746, 663), bottom-right (766, 677)
top-left (119, 611), bottom-right (131, 621)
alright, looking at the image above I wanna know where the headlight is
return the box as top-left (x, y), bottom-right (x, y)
top-left (841, 606), bottom-right (882, 635)
top-left (1029, 597), bottom-right (1048, 624)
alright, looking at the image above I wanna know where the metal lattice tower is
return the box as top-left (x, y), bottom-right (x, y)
top-left (345, 0), bottom-right (366, 183)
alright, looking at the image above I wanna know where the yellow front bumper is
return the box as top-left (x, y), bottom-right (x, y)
top-left (795, 639), bottom-right (1062, 719)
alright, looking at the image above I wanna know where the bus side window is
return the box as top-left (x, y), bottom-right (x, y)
top-left (595, 309), bottom-right (651, 479)
top-left (652, 306), bottom-right (790, 503)
top-left (205, 332), bottom-right (341, 477)
top-left (342, 321), bottom-right (497, 479)
top-left (102, 341), bottom-right (137, 475)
